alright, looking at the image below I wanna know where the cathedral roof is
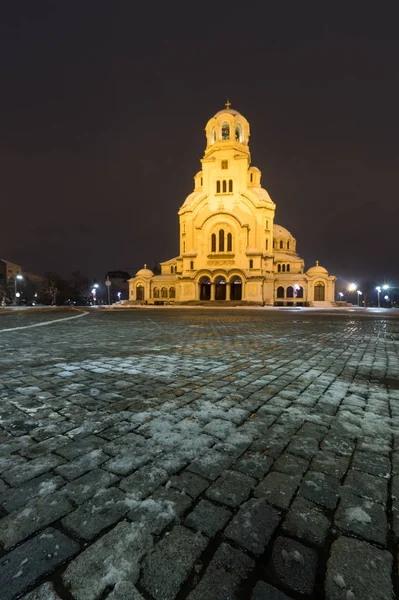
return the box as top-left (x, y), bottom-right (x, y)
top-left (135, 266), bottom-right (154, 278)
top-left (213, 108), bottom-right (243, 119)
top-left (273, 224), bottom-right (295, 239)
top-left (306, 261), bottom-right (328, 276)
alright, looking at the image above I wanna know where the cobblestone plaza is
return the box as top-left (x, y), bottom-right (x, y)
top-left (0, 308), bottom-right (398, 599)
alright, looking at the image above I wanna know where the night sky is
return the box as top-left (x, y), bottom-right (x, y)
top-left (1, 2), bottom-right (398, 287)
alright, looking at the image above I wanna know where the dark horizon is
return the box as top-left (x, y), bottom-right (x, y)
top-left (1, 3), bottom-right (398, 286)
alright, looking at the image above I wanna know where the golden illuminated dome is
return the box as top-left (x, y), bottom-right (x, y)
top-left (205, 101), bottom-right (250, 151)
top-left (135, 265), bottom-right (154, 278)
top-left (306, 261), bottom-right (328, 276)
top-left (273, 224), bottom-right (294, 239)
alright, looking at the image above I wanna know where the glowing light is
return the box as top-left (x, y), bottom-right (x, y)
top-left (348, 283), bottom-right (356, 291)
top-left (16, 274), bottom-right (23, 280)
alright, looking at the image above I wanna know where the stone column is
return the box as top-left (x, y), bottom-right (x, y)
top-left (226, 282), bottom-right (231, 301)
top-left (210, 283), bottom-right (215, 301)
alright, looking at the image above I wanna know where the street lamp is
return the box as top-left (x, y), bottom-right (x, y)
top-left (357, 290), bottom-right (362, 307)
top-left (376, 285), bottom-right (389, 308)
top-left (338, 292), bottom-right (344, 301)
top-left (14, 274), bottom-right (23, 305)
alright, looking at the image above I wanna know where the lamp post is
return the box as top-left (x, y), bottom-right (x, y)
top-left (376, 285), bottom-right (389, 308)
top-left (357, 290), bottom-right (362, 307)
top-left (338, 292), bottom-right (344, 301)
top-left (348, 283), bottom-right (356, 305)
top-left (14, 274), bottom-right (23, 305)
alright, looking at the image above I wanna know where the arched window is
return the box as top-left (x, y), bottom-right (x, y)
top-left (221, 123), bottom-right (230, 140)
top-left (287, 286), bottom-right (294, 298)
top-left (277, 286), bottom-right (284, 298)
top-left (296, 286), bottom-right (304, 298)
top-left (235, 123), bottom-right (242, 142)
top-left (277, 264), bottom-right (281, 272)
top-left (190, 260), bottom-right (194, 270)
top-left (211, 233), bottom-right (216, 252)
top-left (222, 180), bottom-right (227, 193)
top-left (250, 173), bottom-right (253, 182)
top-left (169, 287), bottom-right (176, 298)
top-left (287, 264), bottom-right (290, 272)
top-left (153, 287), bottom-right (160, 298)
top-left (287, 241), bottom-right (290, 250)
top-left (282, 264), bottom-right (286, 272)
top-left (265, 239), bottom-right (269, 251)
top-left (249, 259), bottom-right (253, 269)
top-left (227, 233), bottom-right (232, 252)
top-left (280, 240), bottom-right (283, 249)
top-left (216, 181), bottom-right (221, 194)
top-left (211, 128), bottom-right (216, 144)
top-left (161, 287), bottom-right (168, 298)
top-left (228, 180), bottom-right (233, 193)
top-left (219, 229), bottom-right (225, 252)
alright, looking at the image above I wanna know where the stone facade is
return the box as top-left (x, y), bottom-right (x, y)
top-left (129, 104), bottom-right (336, 305)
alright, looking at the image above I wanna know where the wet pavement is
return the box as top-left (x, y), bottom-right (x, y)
top-left (0, 307), bottom-right (398, 599)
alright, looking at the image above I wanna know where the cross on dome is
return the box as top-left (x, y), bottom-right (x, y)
top-left (316, 260), bottom-right (319, 266)
top-left (225, 99), bottom-right (231, 109)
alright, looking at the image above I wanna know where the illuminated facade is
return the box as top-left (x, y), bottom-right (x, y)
top-left (129, 104), bottom-right (336, 305)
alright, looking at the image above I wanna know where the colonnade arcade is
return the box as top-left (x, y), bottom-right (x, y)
top-left (198, 274), bottom-right (243, 301)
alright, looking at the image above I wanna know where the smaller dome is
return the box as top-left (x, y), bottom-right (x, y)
top-left (273, 224), bottom-right (294, 239)
top-left (213, 108), bottom-right (243, 118)
top-left (306, 260), bottom-right (328, 276)
top-left (135, 265), bottom-right (154, 278)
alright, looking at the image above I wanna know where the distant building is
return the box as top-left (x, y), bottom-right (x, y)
top-left (105, 270), bottom-right (131, 302)
top-left (0, 259), bottom-right (22, 286)
top-left (128, 103), bottom-right (335, 305)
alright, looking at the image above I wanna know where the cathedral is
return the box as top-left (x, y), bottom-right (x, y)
top-left (128, 104), bottom-right (336, 306)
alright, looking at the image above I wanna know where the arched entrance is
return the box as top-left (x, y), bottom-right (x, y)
top-left (230, 276), bottom-right (242, 301)
top-left (215, 276), bottom-right (226, 300)
top-left (199, 276), bottom-right (211, 301)
top-left (314, 281), bottom-right (325, 301)
top-left (136, 284), bottom-right (144, 301)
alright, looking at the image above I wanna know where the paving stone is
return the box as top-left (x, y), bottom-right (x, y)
top-left (63, 520), bottom-right (152, 600)
top-left (254, 472), bottom-right (301, 509)
top-left (298, 471), bottom-right (340, 510)
top-left (0, 528), bottom-right (79, 600)
top-left (321, 435), bottom-right (355, 457)
top-left (187, 569), bottom-right (240, 600)
top-left (341, 468), bottom-right (388, 504)
top-left (310, 450), bottom-right (350, 479)
top-left (103, 448), bottom-right (151, 475)
top-left (55, 434), bottom-right (106, 459)
top-left (251, 581), bottom-right (294, 600)
top-left (282, 496), bottom-right (330, 546)
top-left (62, 487), bottom-right (129, 540)
top-left (286, 436), bottom-right (319, 459)
top-left (128, 487), bottom-right (192, 535)
top-left (106, 582), bottom-right (144, 599)
top-left (273, 452), bottom-right (309, 476)
top-left (185, 499), bottom-right (232, 537)
top-left (206, 470), bottom-right (256, 507)
top-left (334, 493), bottom-right (388, 545)
top-left (54, 448), bottom-right (109, 480)
top-left (210, 542), bottom-right (255, 579)
top-left (21, 582), bottom-right (62, 600)
top-left (0, 472), bottom-right (65, 513)
top-left (2, 454), bottom-right (65, 486)
top-left (269, 536), bottom-right (318, 596)
top-left (141, 525), bottom-right (208, 600)
top-left (119, 464), bottom-right (169, 498)
top-left (20, 435), bottom-right (71, 458)
top-left (62, 468), bottom-right (119, 504)
top-left (0, 491), bottom-right (73, 550)
top-left (187, 450), bottom-right (234, 480)
top-left (231, 452), bottom-right (273, 479)
top-left (325, 536), bottom-right (393, 600)
top-left (352, 451), bottom-right (391, 478)
top-left (225, 498), bottom-right (280, 554)
top-left (170, 470), bottom-right (209, 498)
